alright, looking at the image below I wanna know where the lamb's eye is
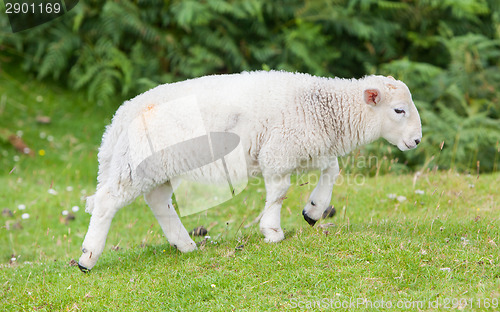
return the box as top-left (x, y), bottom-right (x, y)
top-left (394, 108), bottom-right (405, 114)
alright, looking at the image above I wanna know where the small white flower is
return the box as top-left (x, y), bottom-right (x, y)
top-left (23, 148), bottom-right (31, 154)
top-left (48, 188), bottom-right (58, 195)
top-left (47, 135), bottom-right (54, 142)
top-left (415, 189), bottom-right (425, 195)
top-left (396, 196), bottom-right (407, 202)
top-left (71, 206), bottom-right (79, 212)
top-left (66, 186), bottom-right (74, 192)
top-left (18, 204), bottom-right (26, 210)
top-left (36, 95), bottom-right (43, 102)
top-left (62, 210), bottom-right (69, 216)
top-left (387, 193), bottom-right (397, 199)
top-left (210, 284), bottom-right (216, 288)
top-left (440, 267), bottom-right (451, 272)
top-left (21, 213), bottom-right (30, 219)
top-left (10, 257), bottom-right (16, 262)
top-left (16, 130), bottom-right (23, 137)
top-left (39, 132), bottom-right (47, 139)
top-left (13, 155), bottom-right (20, 162)
top-left (468, 184), bottom-right (475, 188)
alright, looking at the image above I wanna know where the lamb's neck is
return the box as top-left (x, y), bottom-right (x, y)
top-left (309, 79), bottom-right (380, 156)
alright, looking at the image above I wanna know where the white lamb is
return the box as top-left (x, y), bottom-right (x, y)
top-left (78, 71), bottom-right (422, 272)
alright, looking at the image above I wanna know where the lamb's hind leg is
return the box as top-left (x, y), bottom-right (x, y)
top-left (144, 181), bottom-right (196, 253)
top-left (78, 188), bottom-right (129, 272)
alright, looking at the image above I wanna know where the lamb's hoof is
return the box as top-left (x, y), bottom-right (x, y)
top-left (322, 205), bottom-right (336, 219)
top-left (78, 263), bottom-right (91, 273)
top-left (302, 209), bottom-right (317, 227)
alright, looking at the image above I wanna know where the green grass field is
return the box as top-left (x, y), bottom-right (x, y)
top-left (1, 71), bottom-right (499, 311)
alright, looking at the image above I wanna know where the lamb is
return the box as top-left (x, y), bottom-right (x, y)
top-left (78, 71), bottom-right (422, 272)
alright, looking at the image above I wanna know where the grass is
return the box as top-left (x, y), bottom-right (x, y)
top-left (1, 69), bottom-right (499, 311)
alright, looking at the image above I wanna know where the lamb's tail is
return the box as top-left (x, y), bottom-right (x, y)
top-left (88, 103), bottom-right (131, 211)
top-left (85, 194), bottom-right (95, 214)
top-left (85, 122), bottom-right (119, 216)
top-left (95, 105), bottom-right (130, 190)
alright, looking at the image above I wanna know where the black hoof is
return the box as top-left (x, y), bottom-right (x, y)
top-left (78, 263), bottom-right (91, 273)
top-left (302, 209), bottom-right (317, 226)
top-left (321, 205), bottom-right (336, 219)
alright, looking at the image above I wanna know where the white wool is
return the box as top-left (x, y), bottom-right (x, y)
top-left (92, 71), bottom-right (419, 200)
top-left (79, 71), bottom-right (422, 270)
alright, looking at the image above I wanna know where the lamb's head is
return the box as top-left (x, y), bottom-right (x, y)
top-left (363, 76), bottom-right (422, 151)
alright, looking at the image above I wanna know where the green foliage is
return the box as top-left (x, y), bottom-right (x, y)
top-left (0, 0), bottom-right (499, 172)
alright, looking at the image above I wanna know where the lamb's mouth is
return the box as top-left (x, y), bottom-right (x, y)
top-left (404, 142), bottom-right (416, 149)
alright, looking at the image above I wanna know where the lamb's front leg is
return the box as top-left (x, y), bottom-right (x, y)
top-left (302, 158), bottom-right (340, 226)
top-left (144, 182), bottom-right (196, 253)
top-left (260, 173), bottom-right (291, 243)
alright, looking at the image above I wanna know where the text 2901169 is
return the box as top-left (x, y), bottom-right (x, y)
top-left (5, 2), bottom-right (62, 15)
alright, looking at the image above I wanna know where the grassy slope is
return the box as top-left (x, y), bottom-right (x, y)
top-left (1, 71), bottom-right (499, 311)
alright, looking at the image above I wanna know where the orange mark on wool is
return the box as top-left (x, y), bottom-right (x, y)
top-left (142, 103), bottom-right (157, 119)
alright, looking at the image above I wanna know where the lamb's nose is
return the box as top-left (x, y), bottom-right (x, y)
top-left (415, 139), bottom-right (421, 145)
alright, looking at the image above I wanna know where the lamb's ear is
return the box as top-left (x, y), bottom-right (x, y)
top-left (364, 88), bottom-right (381, 106)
